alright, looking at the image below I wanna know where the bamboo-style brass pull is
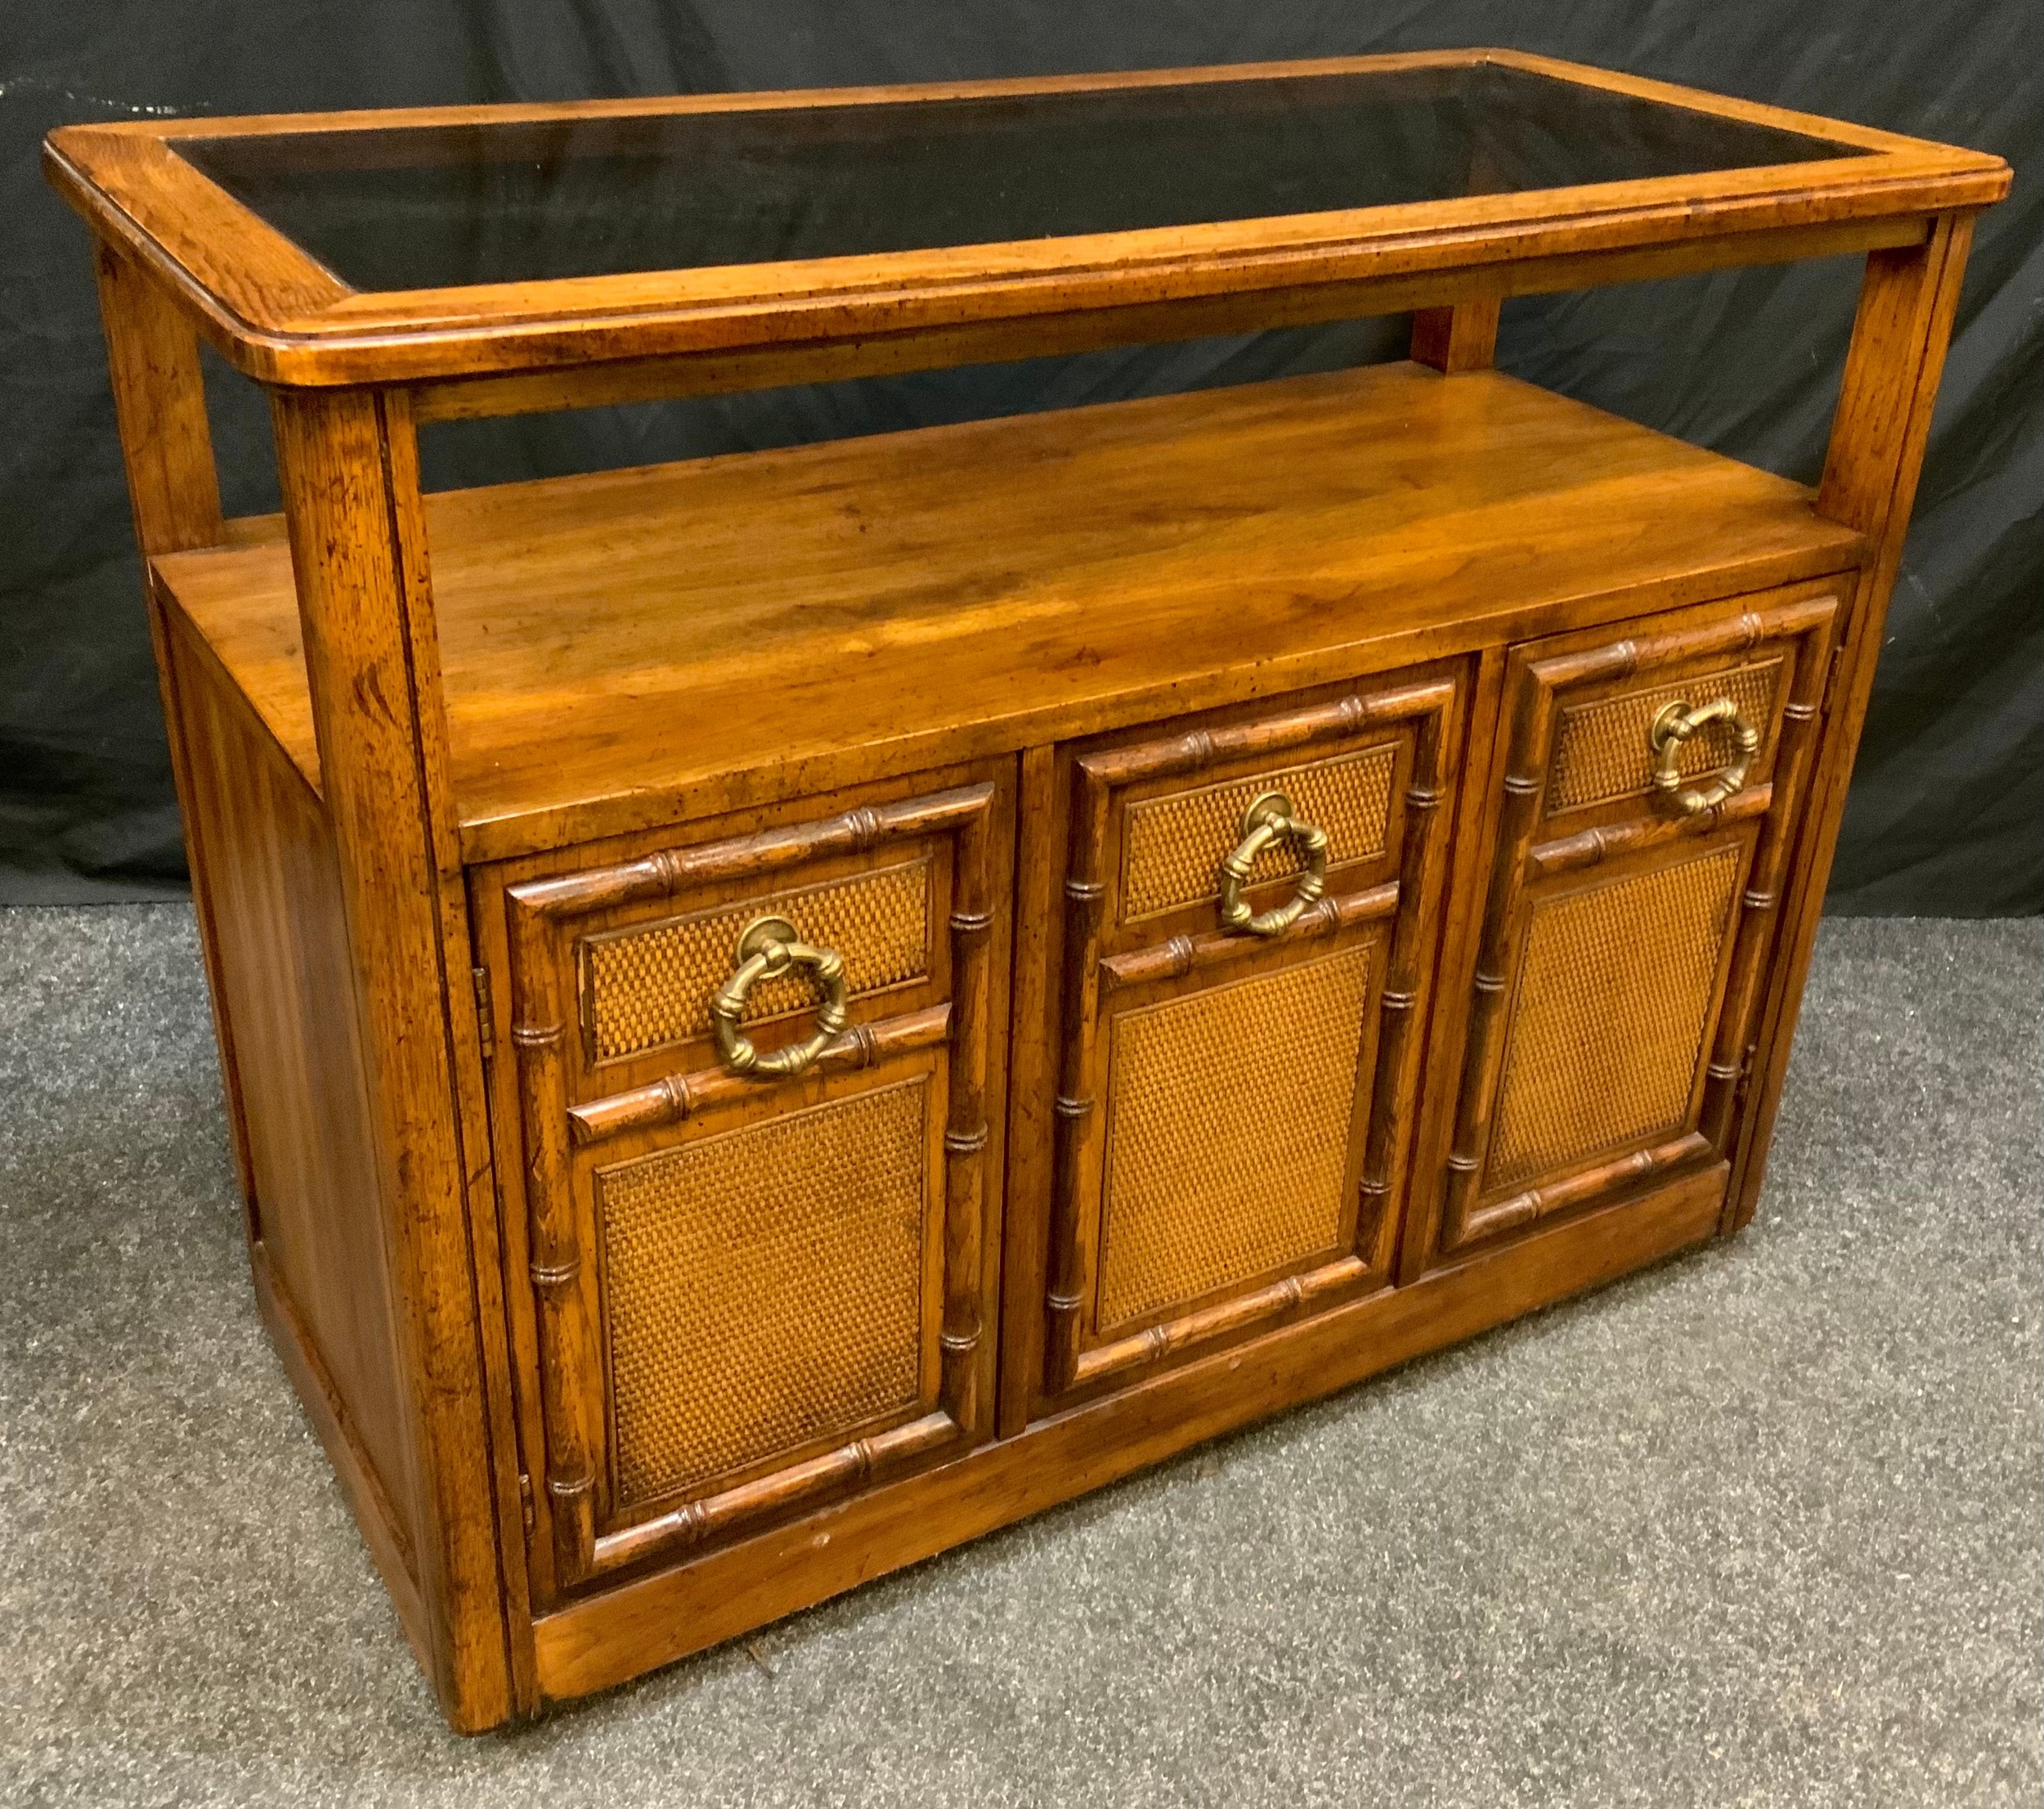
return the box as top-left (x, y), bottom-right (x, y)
top-left (1647, 697), bottom-right (1761, 816)
top-left (710, 915), bottom-right (849, 1079)
top-left (1217, 791), bottom-right (1329, 936)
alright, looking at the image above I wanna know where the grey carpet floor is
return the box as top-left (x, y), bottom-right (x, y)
top-left (1, 908), bottom-right (2037, 1808)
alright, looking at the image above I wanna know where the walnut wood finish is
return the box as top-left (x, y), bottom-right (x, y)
top-left (52, 57), bottom-right (2001, 1731)
top-left (396, 213), bottom-right (1916, 426)
top-left (93, 247), bottom-right (250, 1212)
top-left (151, 363), bottom-right (1865, 864)
top-left (567, 1005), bottom-right (954, 1145)
top-left (158, 610), bottom-right (427, 1650)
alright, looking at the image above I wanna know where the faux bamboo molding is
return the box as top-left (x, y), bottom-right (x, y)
top-left (567, 1007), bottom-right (953, 1145)
top-left (509, 786), bottom-right (993, 922)
top-left (594, 1411), bottom-right (958, 1576)
top-left (1359, 701), bottom-right (1456, 1261)
top-left (937, 795), bottom-right (997, 1437)
top-left (1459, 1131), bottom-right (1715, 1246)
top-left (1042, 773), bottom-right (1113, 1397)
top-left (1099, 884), bottom-right (1401, 991)
top-left (1697, 645), bottom-right (1832, 1153)
top-left (1074, 1255), bottom-right (1373, 1387)
top-left (1526, 784), bottom-right (1774, 879)
top-left (504, 949), bottom-right (603, 1591)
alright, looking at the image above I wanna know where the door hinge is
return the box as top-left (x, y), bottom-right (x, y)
top-left (472, 965), bottom-right (495, 1066)
top-left (518, 1470), bottom-right (535, 1533)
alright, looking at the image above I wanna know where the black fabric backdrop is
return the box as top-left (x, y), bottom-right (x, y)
top-left (3, 3), bottom-right (2037, 910)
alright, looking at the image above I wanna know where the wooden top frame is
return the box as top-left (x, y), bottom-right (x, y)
top-left (45, 50), bottom-right (2008, 392)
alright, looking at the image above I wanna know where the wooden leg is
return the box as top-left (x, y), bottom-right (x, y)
top-left (1410, 298), bottom-right (1502, 373)
top-left (1725, 211), bottom-right (1978, 1232)
top-left (270, 386), bottom-right (518, 1730)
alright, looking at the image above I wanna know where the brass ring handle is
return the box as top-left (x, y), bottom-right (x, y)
top-left (1217, 791), bottom-right (1330, 937)
top-left (1648, 697), bottom-right (1761, 816)
top-left (709, 915), bottom-right (849, 1079)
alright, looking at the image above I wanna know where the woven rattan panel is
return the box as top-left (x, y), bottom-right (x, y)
top-left (1547, 661), bottom-right (1781, 816)
top-left (598, 1078), bottom-right (930, 1506)
top-left (582, 860), bottom-right (930, 1062)
top-left (1486, 845), bottom-right (1741, 1192)
top-left (1119, 744), bottom-right (1396, 923)
top-left (1096, 946), bottom-right (1373, 1331)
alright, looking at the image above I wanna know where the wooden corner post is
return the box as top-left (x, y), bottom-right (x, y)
top-left (92, 246), bottom-right (256, 1227)
top-left (1410, 298), bottom-right (1503, 373)
top-left (1726, 209), bottom-right (1978, 1232)
top-left (268, 384), bottom-right (517, 1730)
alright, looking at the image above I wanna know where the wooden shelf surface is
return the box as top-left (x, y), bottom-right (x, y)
top-left (155, 361), bottom-right (1863, 863)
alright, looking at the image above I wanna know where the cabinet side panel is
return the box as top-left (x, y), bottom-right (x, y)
top-left (163, 617), bottom-right (424, 1587)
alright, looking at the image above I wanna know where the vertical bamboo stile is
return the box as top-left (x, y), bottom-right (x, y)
top-left (1697, 610), bottom-right (1836, 1151)
top-left (940, 801), bottom-right (995, 1434)
top-left (1436, 654), bottom-right (1576, 1251)
top-left (1357, 704), bottom-right (1446, 1268)
top-left (503, 899), bottom-right (602, 1593)
top-left (1045, 767), bottom-right (1113, 1394)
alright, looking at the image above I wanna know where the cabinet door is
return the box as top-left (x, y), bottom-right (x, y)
top-left (1012, 668), bottom-right (1466, 1420)
top-left (1412, 586), bottom-right (1840, 1270)
top-left (487, 770), bottom-right (1009, 1600)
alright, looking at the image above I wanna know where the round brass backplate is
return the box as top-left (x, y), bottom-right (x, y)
top-left (736, 914), bottom-right (800, 963)
top-left (1240, 790), bottom-right (1294, 836)
top-left (1649, 699), bottom-right (1693, 753)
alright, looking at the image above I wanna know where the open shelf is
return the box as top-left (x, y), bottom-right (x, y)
top-left (155, 361), bottom-right (1862, 863)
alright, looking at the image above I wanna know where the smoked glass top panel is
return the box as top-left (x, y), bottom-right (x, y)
top-left (177, 65), bottom-right (1859, 294)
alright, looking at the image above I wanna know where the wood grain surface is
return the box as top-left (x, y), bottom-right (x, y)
top-left (156, 361), bottom-right (1862, 863)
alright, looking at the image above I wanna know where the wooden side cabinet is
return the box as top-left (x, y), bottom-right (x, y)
top-left (47, 52), bottom-right (2006, 1729)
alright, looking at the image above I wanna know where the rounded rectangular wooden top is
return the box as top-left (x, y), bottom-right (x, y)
top-left (45, 51), bottom-right (2007, 387)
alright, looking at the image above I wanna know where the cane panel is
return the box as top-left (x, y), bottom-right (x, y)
top-left (1119, 743), bottom-right (1396, 923)
top-left (598, 1078), bottom-right (931, 1506)
top-left (581, 860), bottom-right (930, 1062)
top-left (1485, 846), bottom-right (1741, 1192)
top-left (1096, 946), bottom-right (1374, 1330)
top-left (1547, 659), bottom-right (1782, 816)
